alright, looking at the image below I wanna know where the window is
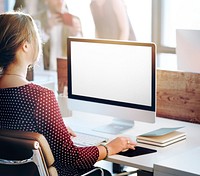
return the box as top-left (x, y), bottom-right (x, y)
top-left (153, 0), bottom-right (200, 69)
top-left (4, 0), bottom-right (199, 70)
top-left (162, 0), bottom-right (200, 48)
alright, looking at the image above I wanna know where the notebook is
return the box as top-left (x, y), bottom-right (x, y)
top-left (136, 127), bottom-right (186, 147)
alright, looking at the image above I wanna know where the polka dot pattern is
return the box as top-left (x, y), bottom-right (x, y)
top-left (0, 83), bottom-right (99, 176)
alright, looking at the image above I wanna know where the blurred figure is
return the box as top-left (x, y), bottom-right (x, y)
top-left (13, 0), bottom-right (25, 11)
top-left (90, 0), bottom-right (136, 40)
top-left (14, 0), bottom-right (44, 15)
top-left (34, 0), bottom-right (82, 70)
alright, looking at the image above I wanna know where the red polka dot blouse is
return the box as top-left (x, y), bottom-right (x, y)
top-left (0, 83), bottom-right (99, 175)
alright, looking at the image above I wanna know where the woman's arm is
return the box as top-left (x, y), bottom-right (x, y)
top-left (34, 87), bottom-right (136, 168)
top-left (34, 88), bottom-right (99, 170)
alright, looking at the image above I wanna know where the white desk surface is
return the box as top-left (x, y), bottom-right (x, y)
top-left (154, 147), bottom-right (200, 176)
top-left (63, 111), bottom-right (200, 173)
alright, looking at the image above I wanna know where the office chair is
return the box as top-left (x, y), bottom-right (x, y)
top-left (0, 129), bottom-right (58, 176)
top-left (0, 130), bottom-right (107, 176)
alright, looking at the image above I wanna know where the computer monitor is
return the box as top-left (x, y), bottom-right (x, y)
top-left (67, 37), bottom-right (156, 134)
top-left (176, 29), bottom-right (200, 73)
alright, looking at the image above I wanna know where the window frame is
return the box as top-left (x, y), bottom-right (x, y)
top-left (152, 0), bottom-right (176, 55)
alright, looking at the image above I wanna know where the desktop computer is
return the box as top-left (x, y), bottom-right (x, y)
top-left (67, 37), bottom-right (156, 135)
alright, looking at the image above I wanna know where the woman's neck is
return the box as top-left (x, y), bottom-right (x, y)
top-left (2, 73), bottom-right (26, 79)
top-left (3, 62), bottom-right (28, 78)
top-left (0, 71), bottom-right (29, 89)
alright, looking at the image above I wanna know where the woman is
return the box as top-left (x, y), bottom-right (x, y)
top-left (0, 12), bottom-right (136, 175)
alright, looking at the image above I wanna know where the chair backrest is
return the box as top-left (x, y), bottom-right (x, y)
top-left (0, 130), bottom-right (58, 176)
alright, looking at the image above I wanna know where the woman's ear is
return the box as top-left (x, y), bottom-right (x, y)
top-left (22, 41), bottom-right (30, 53)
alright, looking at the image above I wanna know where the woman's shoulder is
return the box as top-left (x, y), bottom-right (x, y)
top-left (24, 83), bottom-right (54, 95)
top-left (27, 83), bottom-right (53, 92)
top-left (24, 83), bottom-right (56, 101)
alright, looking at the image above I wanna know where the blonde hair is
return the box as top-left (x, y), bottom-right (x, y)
top-left (0, 11), bottom-right (42, 72)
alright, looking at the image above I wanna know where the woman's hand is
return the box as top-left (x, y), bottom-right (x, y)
top-left (67, 126), bottom-right (76, 138)
top-left (106, 136), bottom-right (137, 155)
top-left (97, 136), bottom-right (137, 160)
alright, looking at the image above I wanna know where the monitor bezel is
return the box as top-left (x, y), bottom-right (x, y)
top-left (67, 37), bottom-right (156, 113)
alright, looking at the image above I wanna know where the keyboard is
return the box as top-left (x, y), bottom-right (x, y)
top-left (72, 132), bottom-right (108, 146)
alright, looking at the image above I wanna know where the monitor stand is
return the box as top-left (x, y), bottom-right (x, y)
top-left (93, 119), bottom-right (134, 134)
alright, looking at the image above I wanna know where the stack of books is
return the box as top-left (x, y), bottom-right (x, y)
top-left (136, 127), bottom-right (186, 147)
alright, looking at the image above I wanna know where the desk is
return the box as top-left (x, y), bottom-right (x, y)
top-left (154, 147), bottom-right (200, 176)
top-left (63, 111), bottom-right (200, 175)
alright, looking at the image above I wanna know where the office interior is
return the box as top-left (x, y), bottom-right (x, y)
top-left (0, 0), bottom-right (200, 176)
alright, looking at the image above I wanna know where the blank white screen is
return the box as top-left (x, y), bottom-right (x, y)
top-left (71, 41), bottom-right (152, 107)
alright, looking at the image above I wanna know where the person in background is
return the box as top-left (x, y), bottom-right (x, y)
top-left (0, 11), bottom-right (136, 176)
top-left (34, 0), bottom-right (82, 70)
top-left (13, 0), bottom-right (44, 15)
top-left (90, 0), bottom-right (136, 40)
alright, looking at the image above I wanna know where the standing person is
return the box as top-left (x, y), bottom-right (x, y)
top-left (90, 0), bottom-right (136, 40)
top-left (13, 0), bottom-right (44, 15)
top-left (34, 0), bottom-right (82, 70)
top-left (0, 11), bottom-right (136, 176)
